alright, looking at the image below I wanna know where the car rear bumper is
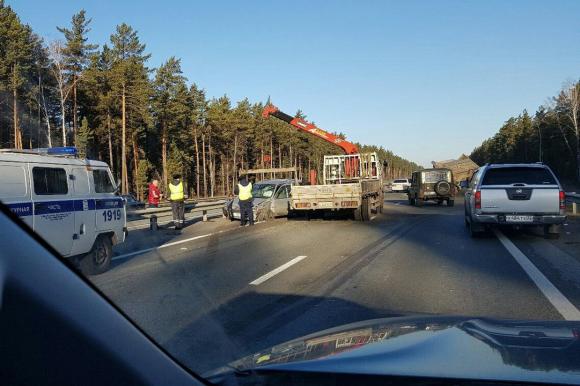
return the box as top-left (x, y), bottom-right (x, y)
top-left (472, 213), bottom-right (566, 225)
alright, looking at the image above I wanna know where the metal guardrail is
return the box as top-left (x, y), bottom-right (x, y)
top-left (566, 192), bottom-right (579, 215)
top-left (127, 200), bottom-right (225, 220)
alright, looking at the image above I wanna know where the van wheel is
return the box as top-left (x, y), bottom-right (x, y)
top-left (79, 235), bottom-right (112, 275)
top-left (361, 198), bottom-right (372, 221)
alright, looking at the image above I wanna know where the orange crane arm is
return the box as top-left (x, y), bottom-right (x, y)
top-left (262, 104), bottom-right (359, 155)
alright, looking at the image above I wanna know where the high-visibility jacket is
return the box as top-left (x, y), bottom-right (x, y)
top-left (169, 181), bottom-right (184, 201)
top-left (238, 182), bottom-right (253, 201)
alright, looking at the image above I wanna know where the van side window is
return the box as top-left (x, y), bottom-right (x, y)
top-left (33, 167), bottom-right (68, 195)
top-left (0, 165), bottom-right (27, 198)
top-left (93, 170), bottom-right (115, 193)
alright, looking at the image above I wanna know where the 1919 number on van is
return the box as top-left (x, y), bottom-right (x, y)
top-left (102, 209), bottom-right (122, 222)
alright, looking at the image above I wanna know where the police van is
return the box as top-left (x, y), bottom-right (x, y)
top-left (0, 147), bottom-right (126, 275)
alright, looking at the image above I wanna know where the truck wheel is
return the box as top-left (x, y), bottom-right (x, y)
top-left (361, 198), bottom-right (372, 221)
top-left (79, 235), bottom-right (112, 275)
top-left (416, 198), bottom-right (424, 207)
top-left (447, 199), bottom-right (455, 207)
top-left (353, 207), bottom-right (362, 221)
top-left (543, 224), bottom-right (560, 239)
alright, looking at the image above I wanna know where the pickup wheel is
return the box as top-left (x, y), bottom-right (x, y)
top-left (468, 218), bottom-right (484, 238)
top-left (361, 198), bottom-right (372, 221)
top-left (79, 235), bottom-right (112, 275)
top-left (543, 224), bottom-right (560, 239)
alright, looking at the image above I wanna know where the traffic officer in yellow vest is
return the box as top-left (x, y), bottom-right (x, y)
top-left (234, 175), bottom-right (254, 226)
top-left (168, 174), bottom-right (185, 229)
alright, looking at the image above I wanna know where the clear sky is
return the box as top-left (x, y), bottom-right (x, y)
top-left (9, 0), bottom-right (580, 166)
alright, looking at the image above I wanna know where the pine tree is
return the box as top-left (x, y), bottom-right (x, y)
top-left (0, 1), bottom-right (34, 148)
top-left (109, 23), bottom-right (150, 194)
top-left (57, 10), bottom-right (98, 145)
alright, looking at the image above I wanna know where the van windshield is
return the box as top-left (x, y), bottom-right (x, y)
top-left (482, 167), bottom-right (557, 185)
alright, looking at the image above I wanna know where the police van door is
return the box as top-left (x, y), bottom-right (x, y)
top-left (70, 167), bottom-right (95, 256)
top-left (31, 165), bottom-right (75, 256)
top-left (92, 168), bottom-right (124, 236)
top-left (0, 161), bottom-right (32, 227)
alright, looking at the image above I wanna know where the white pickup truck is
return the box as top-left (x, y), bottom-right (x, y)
top-left (464, 163), bottom-right (566, 238)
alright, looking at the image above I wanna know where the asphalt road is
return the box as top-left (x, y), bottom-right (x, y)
top-left (92, 193), bottom-right (580, 374)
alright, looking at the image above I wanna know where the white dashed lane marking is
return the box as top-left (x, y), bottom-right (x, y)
top-left (250, 255), bottom-right (308, 286)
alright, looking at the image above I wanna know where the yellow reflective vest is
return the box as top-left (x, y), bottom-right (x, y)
top-left (169, 181), bottom-right (184, 201)
top-left (238, 182), bottom-right (252, 201)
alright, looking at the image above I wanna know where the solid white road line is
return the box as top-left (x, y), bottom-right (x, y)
top-left (494, 229), bottom-right (580, 320)
top-left (112, 232), bottom-right (218, 261)
top-left (250, 255), bottom-right (308, 286)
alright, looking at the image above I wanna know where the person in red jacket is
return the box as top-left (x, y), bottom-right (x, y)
top-left (147, 179), bottom-right (162, 208)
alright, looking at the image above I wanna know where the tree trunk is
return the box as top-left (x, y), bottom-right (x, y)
top-left (73, 78), bottom-right (78, 146)
top-left (121, 84), bottom-right (128, 194)
top-left (107, 114), bottom-right (113, 174)
top-left (194, 127), bottom-right (200, 198)
top-left (209, 135), bottom-right (215, 197)
top-left (60, 95), bottom-right (66, 147)
top-left (40, 74), bottom-right (52, 147)
top-left (270, 135), bottom-right (274, 179)
top-left (161, 122), bottom-right (167, 189)
top-left (232, 133), bottom-right (238, 193)
top-left (202, 133), bottom-right (207, 198)
top-left (132, 132), bottom-right (140, 199)
top-left (13, 84), bottom-right (22, 149)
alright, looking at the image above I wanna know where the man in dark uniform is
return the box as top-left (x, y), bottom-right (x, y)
top-left (235, 175), bottom-right (253, 226)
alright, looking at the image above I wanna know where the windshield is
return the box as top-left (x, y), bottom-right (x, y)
top-left (252, 184), bottom-right (276, 199)
top-left (1, 1), bottom-right (579, 384)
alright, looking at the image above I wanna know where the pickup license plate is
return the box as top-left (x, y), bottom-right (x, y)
top-left (506, 215), bottom-right (534, 223)
top-left (233, 212), bottom-right (241, 219)
top-left (317, 202), bottom-right (334, 208)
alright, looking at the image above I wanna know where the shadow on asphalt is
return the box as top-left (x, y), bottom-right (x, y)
top-left (163, 292), bottom-right (402, 374)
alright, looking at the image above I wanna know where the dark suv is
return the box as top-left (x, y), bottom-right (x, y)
top-left (408, 168), bottom-right (456, 207)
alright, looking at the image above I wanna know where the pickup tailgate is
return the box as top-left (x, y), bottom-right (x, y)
top-left (480, 187), bottom-right (560, 214)
top-left (479, 166), bottom-right (561, 214)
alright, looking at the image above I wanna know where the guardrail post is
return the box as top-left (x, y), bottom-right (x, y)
top-left (573, 202), bottom-right (578, 215)
top-left (150, 215), bottom-right (158, 231)
top-left (202, 209), bottom-right (208, 222)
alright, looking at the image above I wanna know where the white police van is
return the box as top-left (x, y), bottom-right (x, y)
top-left (0, 147), bottom-right (126, 274)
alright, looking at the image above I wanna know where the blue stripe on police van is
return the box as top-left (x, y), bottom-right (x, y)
top-left (7, 198), bottom-right (124, 217)
top-left (6, 202), bottom-right (33, 217)
top-left (95, 198), bottom-right (124, 209)
top-left (35, 200), bottom-right (76, 215)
